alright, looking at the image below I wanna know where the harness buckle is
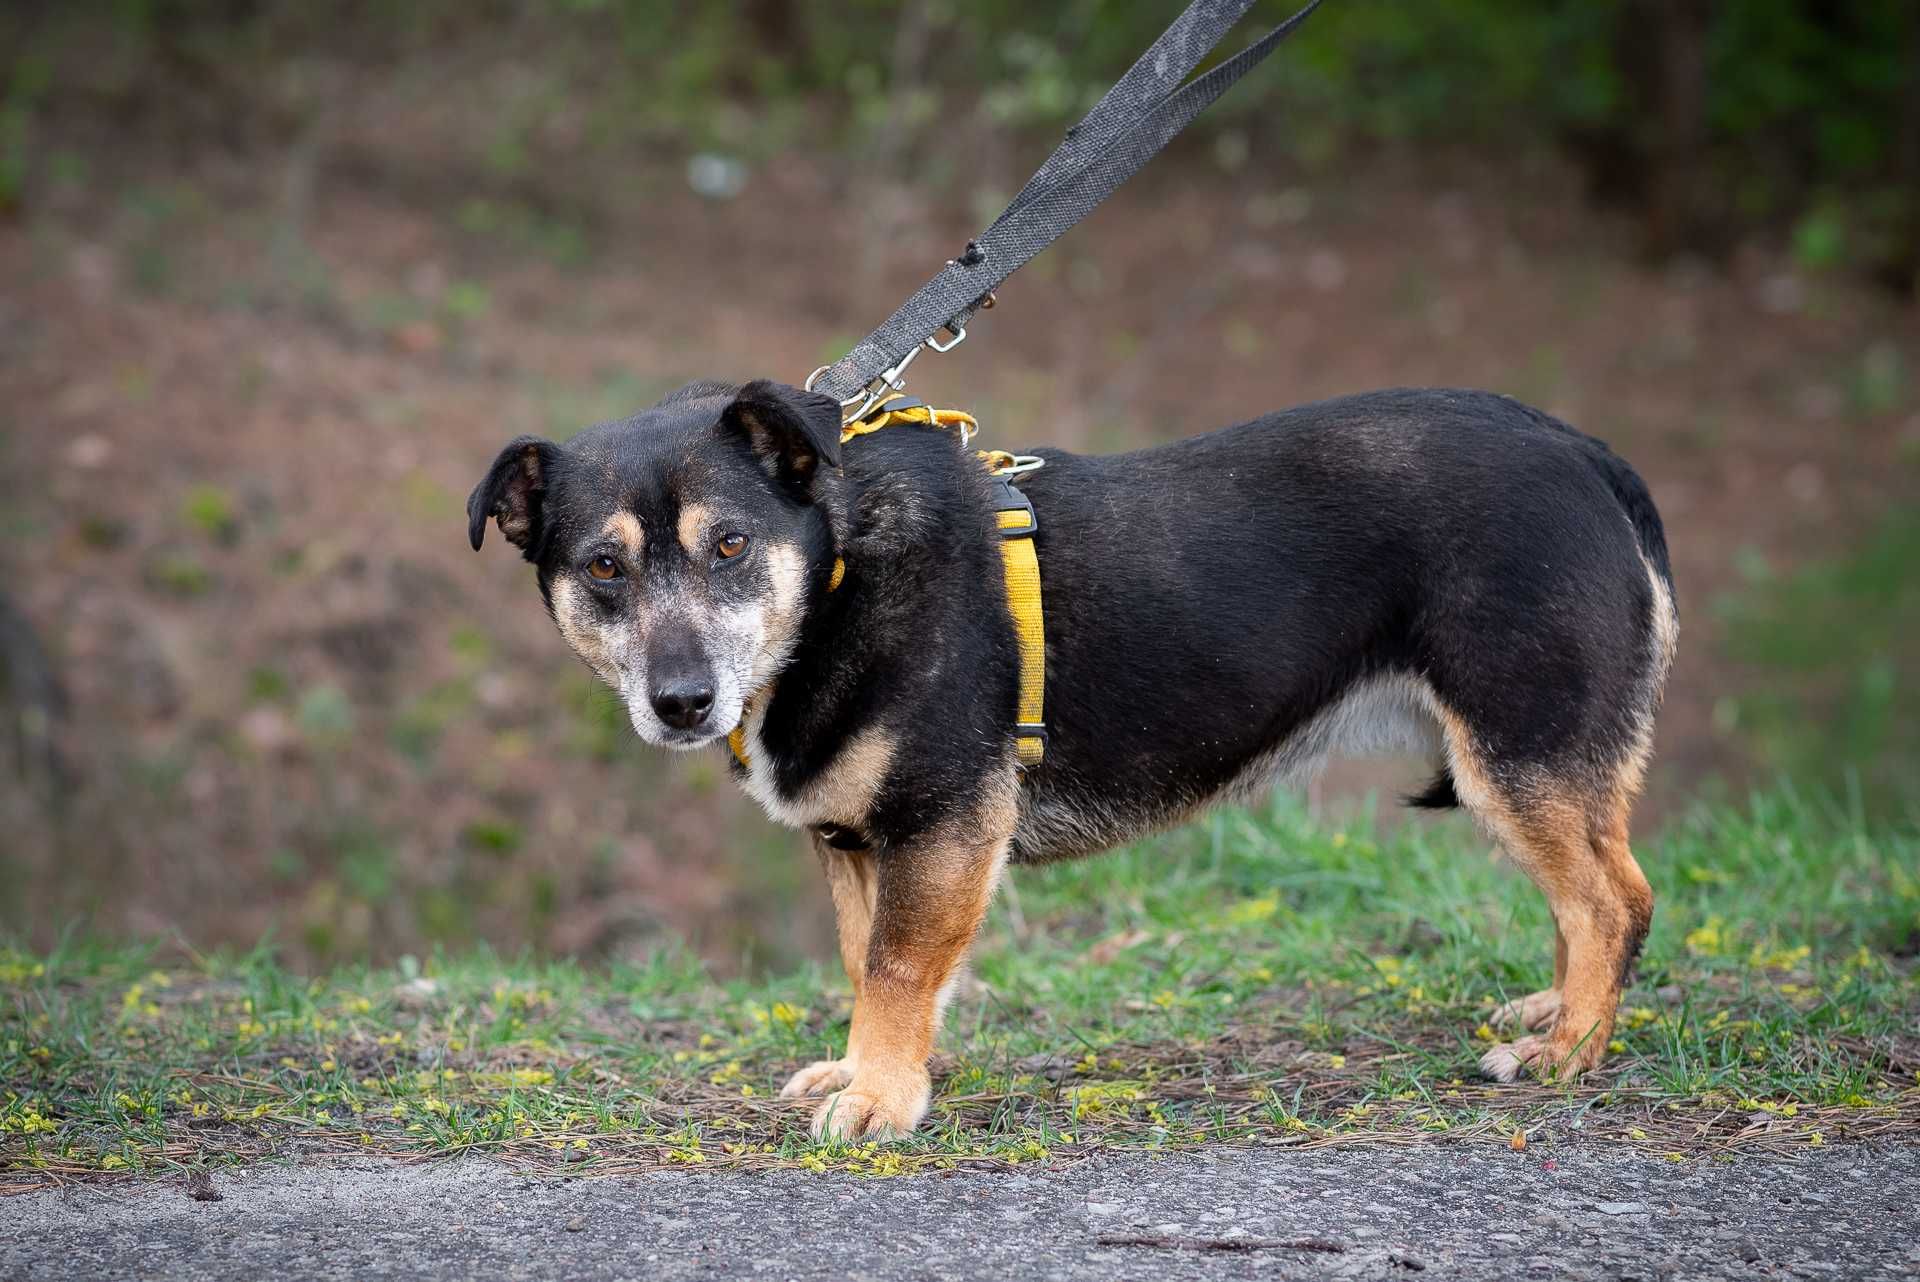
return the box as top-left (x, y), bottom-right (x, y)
top-left (990, 476), bottom-right (1037, 538)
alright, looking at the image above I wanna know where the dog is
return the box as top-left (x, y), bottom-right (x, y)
top-left (467, 380), bottom-right (1676, 1139)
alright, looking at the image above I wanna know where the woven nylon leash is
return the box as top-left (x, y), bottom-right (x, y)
top-left (806, 0), bottom-right (1323, 419)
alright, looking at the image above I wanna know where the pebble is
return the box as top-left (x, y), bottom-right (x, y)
top-left (1595, 1202), bottom-right (1649, 1216)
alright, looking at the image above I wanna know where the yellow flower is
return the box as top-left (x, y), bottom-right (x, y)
top-left (1226, 897), bottom-right (1278, 925)
top-left (1684, 918), bottom-right (1725, 957)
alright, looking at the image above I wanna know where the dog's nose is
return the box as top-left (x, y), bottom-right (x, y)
top-left (650, 679), bottom-right (715, 730)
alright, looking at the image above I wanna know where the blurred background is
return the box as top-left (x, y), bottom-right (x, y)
top-left (1, 0), bottom-right (1915, 974)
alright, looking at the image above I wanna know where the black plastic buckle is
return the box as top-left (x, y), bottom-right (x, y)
top-left (1014, 722), bottom-right (1048, 746)
top-left (991, 476), bottom-right (1037, 538)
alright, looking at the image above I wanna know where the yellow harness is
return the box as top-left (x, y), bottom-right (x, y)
top-left (728, 399), bottom-right (1047, 770)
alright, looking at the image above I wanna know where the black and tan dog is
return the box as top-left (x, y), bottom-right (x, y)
top-left (468, 380), bottom-right (1676, 1139)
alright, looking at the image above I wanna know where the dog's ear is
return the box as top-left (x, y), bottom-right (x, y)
top-left (720, 380), bottom-right (843, 492)
top-left (467, 436), bottom-right (558, 553)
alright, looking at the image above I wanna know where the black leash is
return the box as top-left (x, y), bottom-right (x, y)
top-left (807, 0), bottom-right (1324, 419)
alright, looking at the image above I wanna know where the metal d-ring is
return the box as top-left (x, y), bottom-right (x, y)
top-left (925, 322), bottom-right (967, 354)
top-left (813, 316), bottom-right (971, 422)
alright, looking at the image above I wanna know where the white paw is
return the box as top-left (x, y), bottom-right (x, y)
top-left (779, 1058), bottom-right (855, 1099)
top-left (808, 1080), bottom-right (929, 1141)
top-left (1480, 1035), bottom-right (1548, 1083)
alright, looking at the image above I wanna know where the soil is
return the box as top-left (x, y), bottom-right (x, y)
top-left (2, 91), bottom-right (1915, 970)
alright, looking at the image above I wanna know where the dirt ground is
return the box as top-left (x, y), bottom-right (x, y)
top-left (2, 96), bottom-right (1916, 968)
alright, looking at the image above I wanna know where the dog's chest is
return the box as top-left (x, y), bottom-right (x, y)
top-left (735, 703), bottom-right (896, 830)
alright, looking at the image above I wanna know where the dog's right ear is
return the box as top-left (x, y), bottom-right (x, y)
top-left (720, 380), bottom-right (844, 494)
top-left (467, 436), bottom-right (558, 553)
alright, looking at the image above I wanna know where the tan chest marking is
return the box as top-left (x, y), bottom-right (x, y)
top-left (740, 712), bottom-right (897, 830)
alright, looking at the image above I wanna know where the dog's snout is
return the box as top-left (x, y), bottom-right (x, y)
top-left (650, 676), bottom-right (715, 730)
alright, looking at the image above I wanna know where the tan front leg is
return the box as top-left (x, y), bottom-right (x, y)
top-left (810, 790), bottom-right (1015, 1140)
top-left (780, 837), bottom-right (877, 1101)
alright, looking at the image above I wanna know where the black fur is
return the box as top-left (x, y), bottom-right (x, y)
top-left (470, 385), bottom-right (1673, 864)
top-left (1008, 388), bottom-right (1672, 859)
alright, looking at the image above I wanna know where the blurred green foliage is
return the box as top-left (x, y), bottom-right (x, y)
top-left (2, 1), bottom-right (1913, 280)
top-left (1717, 510), bottom-right (1920, 814)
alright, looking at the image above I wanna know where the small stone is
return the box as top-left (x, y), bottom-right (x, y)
top-left (1595, 1202), bottom-right (1649, 1216)
top-left (1737, 1240), bottom-right (1763, 1263)
top-left (67, 434), bottom-right (112, 469)
top-left (565, 1215), bottom-right (586, 1233)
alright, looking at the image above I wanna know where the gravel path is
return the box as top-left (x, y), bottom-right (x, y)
top-left (8, 1146), bottom-right (1918, 1280)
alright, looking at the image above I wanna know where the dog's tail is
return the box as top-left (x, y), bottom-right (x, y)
top-left (1405, 770), bottom-right (1458, 811)
top-left (1585, 442), bottom-right (1673, 590)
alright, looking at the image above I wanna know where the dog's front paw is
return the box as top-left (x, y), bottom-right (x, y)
top-left (780, 1058), bottom-right (855, 1099)
top-left (809, 1070), bottom-right (930, 1141)
top-left (1489, 988), bottom-right (1562, 1032)
top-left (1479, 1034), bottom-right (1552, 1083)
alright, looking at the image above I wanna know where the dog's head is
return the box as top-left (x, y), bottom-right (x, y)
top-left (467, 379), bottom-right (847, 749)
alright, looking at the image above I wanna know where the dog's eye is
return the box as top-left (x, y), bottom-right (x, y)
top-left (715, 532), bottom-right (749, 560)
top-left (586, 555), bottom-right (621, 581)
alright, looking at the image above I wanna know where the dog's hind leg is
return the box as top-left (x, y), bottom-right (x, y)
top-left (1490, 923), bottom-right (1566, 1032)
top-left (780, 837), bottom-right (878, 1101)
top-left (806, 780), bottom-right (1017, 1140)
top-left (1437, 716), bottom-right (1653, 1082)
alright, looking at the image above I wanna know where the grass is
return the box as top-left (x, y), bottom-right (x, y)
top-left (1717, 509), bottom-right (1920, 813)
top-left (3, 787), bottom-right (1916, 1190)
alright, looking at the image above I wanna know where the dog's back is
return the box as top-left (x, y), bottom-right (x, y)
top-left (1012, 388), bottom-right (1674, 857)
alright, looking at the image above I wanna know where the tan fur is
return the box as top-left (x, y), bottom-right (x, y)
top-left (798, 766), bottom-right (1019, 1139)
top-left (742, 717), bottom-right (896, 830)
top-left (1436, 706), bottom-right (1654, 1082)
top-left (675, 502), bottom-right (712, 557)
top-left (779, 838), bottom-right (879, 1102)
top-left (599, 511), bottom-right (644, 557)
top-left (750, 543), bottom-right (809, 689)
top-left (548, 578), bottom-right (618, 681)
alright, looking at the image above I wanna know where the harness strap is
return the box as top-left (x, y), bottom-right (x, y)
top-left (729, 400), bottom-right (1046, 771)
top-left (990, 476), bottom-right (1047, 767)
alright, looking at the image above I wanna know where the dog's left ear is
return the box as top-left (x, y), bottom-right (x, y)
top-left (467, 435), bottom-right (558, 554)
top-left (721, 380), bottom-right (843, 493)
